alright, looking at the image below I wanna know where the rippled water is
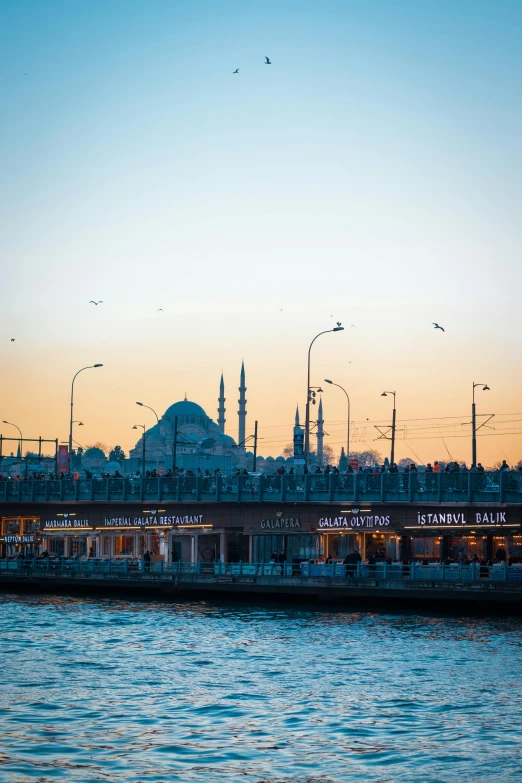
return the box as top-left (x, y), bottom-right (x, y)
top-left (1, 595), bottom-right (521, 782)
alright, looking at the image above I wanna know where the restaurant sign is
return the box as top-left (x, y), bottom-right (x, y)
top-left (44, 519), bottom-right (90, 529)
top-left (260, 517), bottom-right (301, 530)
top-left (103, 514), bottom-right (206, 528)
top-left (3, 535), bottom-right (35, 543)
top-left (417, 511), bottom-right (510, 526)
top-left (318, 515), bottom-right (391, 530)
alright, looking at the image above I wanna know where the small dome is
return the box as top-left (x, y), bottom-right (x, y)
top-left (256, 456), bottom-right (265, 461)
top-left (164, 400), bottom-right (207, 418)
top-left (83, 447), bottom-right (106, 459)
top-left (275, 456), bottom-right (285, 463)
top-left (106, 460), bottom-right (122, 471)
top-left (217, 433), bottom-right (237, 445)
top-left (245, 451), bottom-right (254, 457)
top-left (265, 456), bottom-right (275, 462)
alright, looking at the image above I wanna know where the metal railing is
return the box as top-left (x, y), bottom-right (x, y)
top-left (0, 471), bottom-right (521, 504)
top-left (1, 558), bottom-right (522, 585)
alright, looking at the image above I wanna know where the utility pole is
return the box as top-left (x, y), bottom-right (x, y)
top-left (172, 416), bottom-right (178, 474)
top-left (252, 420), bottom-right (258, 472)
top-left (304, 326), bottom-right (344, 467)
top-left (472, 382), bottom-right (490, 466)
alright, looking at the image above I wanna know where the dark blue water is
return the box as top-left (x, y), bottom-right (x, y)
top-left (1, 595), bottom-right (521, 782)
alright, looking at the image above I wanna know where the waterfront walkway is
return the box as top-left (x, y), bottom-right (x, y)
top-left (2, 558), bottom-right (522, 605)
top-left (1, 471), bottom-right (522, 504)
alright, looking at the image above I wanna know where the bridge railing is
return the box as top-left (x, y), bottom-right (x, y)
top-left (1, 558), bottom-right (522, 584)
top-left (0, 471), bottom-right (521, 503)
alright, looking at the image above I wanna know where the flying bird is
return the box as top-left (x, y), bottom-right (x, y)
top-left (432, 322), bottom-right (445, 332)
top-left (10, 338), bottom-right (15, 342)
top-left (233, 69), bottom-right (239, 74)
top-left (265, 56), bottom-right (271, 64)
top-left (157, 308), bottom-right (164, 312)
top-left (89, 300), bottom-right (103, 305)
top-left (336, 322), bottom-right (342, 327)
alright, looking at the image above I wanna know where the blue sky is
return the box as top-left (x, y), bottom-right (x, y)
top-left (1, 1), bottom-right (521, 463)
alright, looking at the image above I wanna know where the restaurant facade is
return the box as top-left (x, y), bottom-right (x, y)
top-left (1, 502), bottom-right (521, 563)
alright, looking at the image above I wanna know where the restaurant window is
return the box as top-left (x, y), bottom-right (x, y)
top-left (286, 535), bottom-right (318, 562)
top-left (4, 519), bottom-right (21, 535)
top-left (450, 536), bottom-right (485, 560)
top-left (23, 519), bottom-right (40, 534)
top-left (150, 535), bottom-right (160, 556)
top-left (70, 537), bottom-right (87, 557)
top-left (138, 535), bottom-right (146, 556)
top-left (115, 536), bottom-right (134, 556)
top-left (252, 535), bottom-right (284, 563)
top-left (49, 537), bottom-right (65, 557)
top-left (102, 536), bottom-right (111, 556)
top-left (508, 535), bottom-right (522, 562)
top-left (326, 534), bottom-right (355, 560)
top-left (412, 537), bottom-right (441, 560)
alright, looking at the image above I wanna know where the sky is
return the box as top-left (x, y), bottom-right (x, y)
top-left (1, 0), bottom-right (521, 467)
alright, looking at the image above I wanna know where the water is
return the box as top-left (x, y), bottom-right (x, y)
top-left (0, 595), bottom-right (521, 783)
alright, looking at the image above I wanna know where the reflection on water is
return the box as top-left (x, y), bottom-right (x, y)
top-left (0, 594), bottom-right (521, 782)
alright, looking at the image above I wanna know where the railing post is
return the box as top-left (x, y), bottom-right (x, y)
top-left (123, 479), bottom-right (127, 501)
top-left (239, 560), bottom-right (242, 575)
top-left (124, 559), bottom-right (128, 575)
top-left (237, 474), bottom-right (242, 502)
top-left (281, 475), bottom-right (287, 502)
top-left (408, 472), bottom-right (414, 502)
top-left (31, 480), bottom-right (35, 501)
top-left (75, 479), bottom-right (80, 501)
top-left (216, 475), bottom-right (221, 502)
top-left (257, 476), bottom-right (262, 502)
top-left (468, 471), bottom-right (473, 503)
top-left (195, 475), bottom-right (201, 501)
top-left (89, 480), bottom-right (94, 501)
top-left (441, 562), bottom-right (445, 581)
top-left (354, 472), bottom-right (360, 502)
top-left (328, 473), bottom-right (334, 502)
top-left (108, 479), bottom-right (112, 502)
top-left (140, 478), bottom-right (144, 502)
top-left (304, 474), bottom-right (309, 502)
top-left (437, 473), bottom-right (443, 503)
top-left (176, 477), bottom-right (181, 501)
top-left (356, 560), bottom-right (361, 578)
top-left (383, 561), bottom-right (387, 580)
top-left (410, 561), bottom-right (415, 579)
top-left (499, 471), bottom-right (506, 503)
top-left (381, 473), bottom-right (385, 503)
top-left (504, 561), bottom-right (508, 581)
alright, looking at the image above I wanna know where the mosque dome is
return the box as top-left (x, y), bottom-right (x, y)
top-left (83, 447), bottom-right (106, 460)
top-left (105, 460), bottom-right (122, 472)
top-left (265, 456), bottom-right (275, 462)
top-left (164, 400), bottom-right (207, 419)
top-left (218, 433), bottom-right (237, 446)
top-left (275, 456), bottom-right (285, 463)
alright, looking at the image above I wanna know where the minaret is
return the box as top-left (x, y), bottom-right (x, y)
top-left (295, 405), bottom-right (300, 427)
top-left (316, 396), bottom-right (324, 466)
top-left (238, 360), bottom-right (247, 446)
top-left (217, 372), bottom-right (226, 433)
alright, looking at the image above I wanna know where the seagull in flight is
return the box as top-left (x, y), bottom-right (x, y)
top-left (265, 56), bottom-right (271, 64)
top-left (10, 338), bottom-right (15, 342)
top-left (432, 322), bottom-right (445, 332)
top-left (336, 322), bottom-right (342, 327)
top-left (89, 300), bottom-right (103, 305)
top-left (157, 308), bottom-right (164, 312)
top-left (233, 68), bottom-right (239, 74)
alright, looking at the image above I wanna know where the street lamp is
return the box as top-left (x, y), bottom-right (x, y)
top-left (324, 380), bottom-right (350, 459)
top-left (69, 365), bottom-right (103, 473)
top-left (304, 325), bottom-right (344, 467)
top-left (381, 391), bottom-right (397, 465)
top-left (136, 402), bottom-right (159, 424)
top-left (133, 424), bottom-right (146, 475)
top-left (2, 420), bottom-right (23, 464)
top-left (472, 383), bottom-right (490, 467)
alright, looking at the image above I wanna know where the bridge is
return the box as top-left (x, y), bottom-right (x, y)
top-left (1, 471), bottom-right (522, 504)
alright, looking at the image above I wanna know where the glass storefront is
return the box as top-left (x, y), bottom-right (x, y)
top-left (252, 534), bottom-right (317, 563)
top-left (49, 537), bottom-right (65, 557)
top-left (412, 537), bottom-right (442, 561)
top-left (115, 535), bottom-right (134, 556)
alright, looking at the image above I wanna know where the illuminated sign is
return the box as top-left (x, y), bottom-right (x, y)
top-left (260, 518), bottom-right (301, 530)
top-left (102, 514), bottom-right (205, 528)
top-left (417, 511), bottom-right (508, 526)
top-left (318, 515), bottom-right (391, 529)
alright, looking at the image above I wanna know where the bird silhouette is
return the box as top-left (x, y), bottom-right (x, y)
top-left (233, 68), bottom-right (239, 74)
top-left (10, 338), bottom-right (15, 342)
top-left (336, 321), bottom-right (342, 327)
top-left (157, 308), bottom-right (164, 312)
top-left (432, 322), bottom-right (445, 332)
top-left (89, 300), bottom-right (103, 305)
top-left (265, 56), bottom-right (271, 64)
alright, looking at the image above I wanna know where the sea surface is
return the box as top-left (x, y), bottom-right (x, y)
top-left (0, 594), bottom-right (521, 782)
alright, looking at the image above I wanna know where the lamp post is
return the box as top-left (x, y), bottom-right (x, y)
top-left (324, 380), bottom-right (350, 459)
top-left (133, 424), bottom-right (146, 475)
top-left (472, 382), bottom-right (490, 467)
top-left (304, 326), bottom-right (344, 467)
top-left (69, 365), bottom-right (103, 473)
top-left (381, 391), bottom-right (396, 466)
top-left (136, 402), bottom-right (159, 424)
top-left (2, 421), bottom-right (23, 470)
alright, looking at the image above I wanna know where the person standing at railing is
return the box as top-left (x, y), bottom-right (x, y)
top-left (496, 546), bottom-right (506, 562)
top-left (143, 550), bottom-right (151, 573)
